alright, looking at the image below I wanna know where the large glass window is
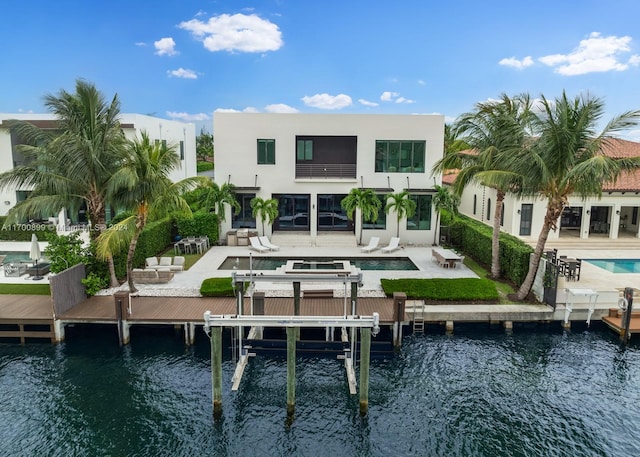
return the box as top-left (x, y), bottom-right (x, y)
top-left (274, 194), bottom-right (310, 231)
top-left (317, 194), bottom-right (350, 230)
top-left (363, 194), bottom-right (387, 230)
top-left (407, 194), bottom-right (432, 230)
top-left (519, 203), bottom-right (533, 236)
top-left (179, 141), bottom-right (184, 160)
top-left (232, 193), bottom-right (257, 229)
top-left (257, 139), bottom-right (275, 164)
top-left (296, 139), bottom-right (313, 160)
top-left (375, 140), bottom-right (425, 172)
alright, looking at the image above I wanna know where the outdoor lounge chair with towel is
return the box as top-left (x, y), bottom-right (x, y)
top-left (249, 236), bottom-right (269, 252)
top-left (361, 236), bottom-right (380, 253)
top-left (259, 236), bottom-right (280, 251)
top-left (381, 237), bottom-right (400, 253)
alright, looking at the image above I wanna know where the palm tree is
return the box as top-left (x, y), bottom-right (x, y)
top-left (433, 94), bottom-right (532, 278)
top-left (384, 191), bottom-right (416, 238)
top-left (0, 80), bottom-right (128, 286)
top-left (340, 188), bottom-right (381, 245)
top-left (250, 196), bottom-right (279, 235)
top-left (513, 91), bottom-right (640, 300)
top-left (195, 182), bottom-right (240, 243)
top-left (431, 184), bottom-right (460, 245)
top-left (97, 132), bottom-right (204, 293)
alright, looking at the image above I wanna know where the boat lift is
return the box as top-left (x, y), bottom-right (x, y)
top-left (203, 270), bottom-right (379, 419)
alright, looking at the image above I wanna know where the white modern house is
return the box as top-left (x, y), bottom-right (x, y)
top-left (214, 113), bottom-right (445, 245)
top-left (0, 113), bottom-right (197, 222)
top-left (443, 138), bottom-right (640, 242)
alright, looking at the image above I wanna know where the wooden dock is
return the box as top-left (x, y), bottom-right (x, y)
top-left (0, 295), bottom-right (55, 342)
top-left (601, 308), bottom-right (640, 340)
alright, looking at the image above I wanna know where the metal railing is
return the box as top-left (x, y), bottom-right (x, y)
top-left (295, 163), bottom-right (356, 179)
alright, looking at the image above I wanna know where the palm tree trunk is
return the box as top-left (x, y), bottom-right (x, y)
top-left (490, 191), bottom-right (505, 279)
top-left (359, 213), bottom-right (363, 245)
top-left (88, 202), bottom-right (119, 287)
top-left (433, 212), bottom-right (440, 245)
top-left (126, 228), bottom-right (142, 294)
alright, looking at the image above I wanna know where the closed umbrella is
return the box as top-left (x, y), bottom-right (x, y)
top-left (30, 234), bottom-right (43, 280)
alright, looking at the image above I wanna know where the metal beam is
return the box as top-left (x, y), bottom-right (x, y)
top-left (232, 272), bottom-right (363, 284)
top-left (204, 312), bottom-right (379, 333)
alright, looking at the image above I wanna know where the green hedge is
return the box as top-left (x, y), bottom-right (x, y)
top-left (197, 161), bottom-right (214, 172)
top-left (381, 278), bottom-right (499, 301)
top-left (200, 277), bottom-right (235, 296)
top-left (448, 215), bottom-right (533, 285)
top-left (175, 211), bottom-right (218, 244)
top-left (112, 219), bottom-right (173, 277)
top-left (0, 216), bottom-right (49, 241)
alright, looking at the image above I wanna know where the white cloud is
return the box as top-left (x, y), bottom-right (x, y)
top-left (380, 91), bottom-right (398, 101)
top-left (539, 32), bottom-right (636, 75)
top-left (381, 91), bottom-right (414, 104)
top-left (154, 37), bottom-right (178, 56)
top-left (167, 68), bottom-right (198, 79)
top-left (135, 42), bottom-right (147, 47)
top-left (178, 13), bottom-right (283, 53)
top-left (499, 56), bottom-right (534, 70)
top-left (166, 111), bottom-right (210, 122)
top-left (629, 54), bottom-right (640, 66)
top-left (265, 104), bottom-right (298, 113)
top-left (417, 79), bottom-right (426, 85)
top-left (358, 99), bottom-right (379, 107)
top-left (301, 93), bottom-right (352, 110)
top-left (214, 107), bottom-right (261, 113)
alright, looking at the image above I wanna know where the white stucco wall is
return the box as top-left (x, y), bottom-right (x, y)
top-left (214, 113), bottom-right (445, 245)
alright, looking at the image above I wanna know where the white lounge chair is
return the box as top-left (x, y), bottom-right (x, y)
top-left (361, 236), bottom-right (380, 253)
top-left (381, 237), bottom-right (400, 253)
top-left (249, 236), bottom-right (269, 252)
top-left (259, 236), bottom-right (280, 251)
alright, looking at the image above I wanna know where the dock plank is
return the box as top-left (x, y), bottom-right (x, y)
top-left (0, 295), bottom-right (54, 320)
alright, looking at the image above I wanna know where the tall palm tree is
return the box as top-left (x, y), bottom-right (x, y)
top-left (250, 196), bottom-right (279, 235)
top-left (196, 182), bottom-right (240, 243)
top-left (0, 80), bottom-right (128, 286)
top-left (384, 191), bottom-right (416, 238)
top-left (97, 132), bottom-right (204, 293)
top-left (433, 94), bottom-right (532, 278)
top-left (431, 184), bottom-right (460, 245)
top-left (340, 188), bottom-right (381, 245)
top-left (513, 92), bottom-right (640, 300)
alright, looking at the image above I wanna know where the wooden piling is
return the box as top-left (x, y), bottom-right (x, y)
top-left (392, 292), bottom-right (406, 348)
top-left (446, 321), bottom-right (454, 334)
top-left (114, 291), bottom-right (130, 345)
top-left (359, 328), bottom-right (371, 416)
top-left (621, 287), bottom-right (635, 343)
top-left (287, 327), bottom-right (296, 417)
top-left (212, 326), bottom-right (223, 419)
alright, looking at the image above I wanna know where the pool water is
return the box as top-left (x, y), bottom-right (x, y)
top-left (219, 256), bottom-right (418, 271)
top-left (585, 258), bottom-right (640, 274)
top-left (0, 251), bottom-right (30, 263)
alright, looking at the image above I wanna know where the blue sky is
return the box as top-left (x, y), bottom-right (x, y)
top-left (3, 0), bottom-right (640, 138)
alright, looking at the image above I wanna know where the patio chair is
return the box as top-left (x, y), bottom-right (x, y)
top-left (259, 236), bottom-right (280, 251)
top-left (361, 236), bottom-right (380, 253)
top-left (381, 237), bottom-right (400, 253)
top-left (249, 236), bottom-right (269, 252)
top-left (172, 256), bottom-right (185, 271)
top-left (145, 257), bottom-right (159, 269)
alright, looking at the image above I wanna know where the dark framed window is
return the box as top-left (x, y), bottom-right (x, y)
top-left (519, 204), bottom-right (533, 236)
top-left (296, 139), bottom-right (313, 160)
top-left (487, 198), bottom-right (492, 221)
top-left (375, 140), bottom-right (425, 172)
top-left (179, 140), bottom-right (184, 160)
top-left (257, 139), bottom-right (275, 164)
top-left (500, 203), bottom-right (505, 226)
top-left (633, 207), bottom-right (638, 225)
top-left (232, 193), bottom-right (257, 229)
top-left (407, 194), bottom-right (432, 230)
top-left (473, 195), bottom-right (477, 215)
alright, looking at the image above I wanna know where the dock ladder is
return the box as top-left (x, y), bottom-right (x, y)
top-left (413, 300), bottom-right (425, 333)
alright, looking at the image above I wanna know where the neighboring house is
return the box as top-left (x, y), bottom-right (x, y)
top-left (443, 138), bottom-right (640, 242)
top-left (214, 113), bottom-right (445, 245)
top-left (0, 113), bottom-right (197, 222)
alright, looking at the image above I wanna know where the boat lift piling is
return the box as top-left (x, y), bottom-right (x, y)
top-left (621, 287), bottom-right (635, 343)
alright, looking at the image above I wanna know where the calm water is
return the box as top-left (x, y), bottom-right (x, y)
top-left (585, 258), bottom-right (640, 274)
top-left (219, 256), bottom-right (418, 271)
top-left (1, 324), bottom-right (639, 457)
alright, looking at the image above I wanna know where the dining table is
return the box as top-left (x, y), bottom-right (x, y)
top-left (432, 247), bottom-right (462, 268)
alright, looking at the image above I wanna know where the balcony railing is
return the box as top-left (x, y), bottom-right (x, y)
top-left (295, 163), bottom-right (356, 179)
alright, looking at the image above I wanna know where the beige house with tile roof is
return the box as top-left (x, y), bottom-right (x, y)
top-left (443, 138), bottom-right (640, 243)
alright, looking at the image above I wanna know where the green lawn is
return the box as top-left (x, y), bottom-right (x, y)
top-left (0, 284), bottom-right (51, 295)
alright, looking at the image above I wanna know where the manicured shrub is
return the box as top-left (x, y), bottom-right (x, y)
top-left (200, 277), bottom-right (235, 297)
top-left (380, 278), bottom-right (499, 301)
top-left (197, 161), bottom-right (214, 172)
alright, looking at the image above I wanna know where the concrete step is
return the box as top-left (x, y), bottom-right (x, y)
top-left (270, 232), bottom-right (357, 248)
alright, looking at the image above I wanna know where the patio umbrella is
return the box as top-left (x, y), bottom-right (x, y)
top-left (30, 234), bottom-right (43, 280)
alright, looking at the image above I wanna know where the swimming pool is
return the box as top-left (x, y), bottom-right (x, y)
top-left (0, 251), bottom-right (31, 263)
top-left (584, 258), bottom-right (640, 274)
top-left (218, 256), bottom-right (418, 271)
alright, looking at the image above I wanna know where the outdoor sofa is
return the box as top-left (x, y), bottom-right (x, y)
top-left (131, 268), bottom-right (174, 284)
